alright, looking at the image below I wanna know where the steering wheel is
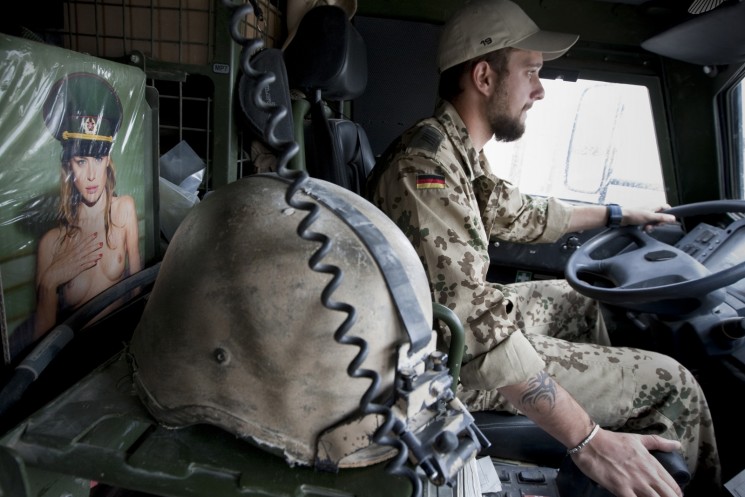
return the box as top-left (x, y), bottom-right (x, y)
top-left (565, 200), bottom-right (745, 314)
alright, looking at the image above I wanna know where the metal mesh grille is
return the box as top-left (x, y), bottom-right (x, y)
top-left (59, 0), bottom-right (282, 65)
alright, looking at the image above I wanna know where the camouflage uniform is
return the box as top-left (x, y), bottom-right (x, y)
top-left (368, 99), bottom-right (720, 490)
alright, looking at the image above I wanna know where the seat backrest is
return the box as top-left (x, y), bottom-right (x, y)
top-left (283, 5), bottom-right (375, 195)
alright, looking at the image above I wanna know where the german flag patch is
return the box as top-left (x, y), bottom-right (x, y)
top-left (416, 173), bottom-right (446, 190)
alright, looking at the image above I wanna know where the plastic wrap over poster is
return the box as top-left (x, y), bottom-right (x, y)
top-left (0, 35), bottom-right (155, 366)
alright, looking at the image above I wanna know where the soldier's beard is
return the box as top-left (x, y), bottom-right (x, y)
top-left (487, 88), bottom-right (526, 143)
top-left (491, 115), bottom-right (525, 142)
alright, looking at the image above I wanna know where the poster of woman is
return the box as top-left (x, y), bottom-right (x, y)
top-left (0, 35), bottom-right (156, 366)
top-left (33, 72), bottom-right (143, 340)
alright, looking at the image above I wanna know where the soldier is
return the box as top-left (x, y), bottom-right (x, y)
top-left (367, 0), bottom-right (721, 495)
top-left (33, 72), bottom-right (141, 340)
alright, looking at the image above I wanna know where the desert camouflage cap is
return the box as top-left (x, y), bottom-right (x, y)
top-left (43, 72), bottom-right (122, 159)
top-left (437, 0), bottom-right (579, 72)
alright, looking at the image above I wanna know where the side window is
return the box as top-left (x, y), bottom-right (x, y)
top-left (737, 80), bottom-right (745, 198)
top-left (483, 78), bottom-right (667, 209)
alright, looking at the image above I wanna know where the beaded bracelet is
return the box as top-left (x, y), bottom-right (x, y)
top-left (567, 423), bottom-right (600, 455)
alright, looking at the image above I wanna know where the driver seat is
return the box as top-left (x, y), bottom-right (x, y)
top-left (282, 4), bottom-right (375, 195)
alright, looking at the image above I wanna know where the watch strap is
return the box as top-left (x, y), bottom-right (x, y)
top-left (606, 203), bottom-right (622, 228)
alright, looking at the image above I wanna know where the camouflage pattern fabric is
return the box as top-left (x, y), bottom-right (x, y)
top-left (368, 99), bottom-right (720, 490)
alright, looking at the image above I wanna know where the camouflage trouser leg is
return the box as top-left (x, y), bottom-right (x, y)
top-left (458, 279), bottom-right (721, 491)
top-left (501, 279), bottom-right (611, 346)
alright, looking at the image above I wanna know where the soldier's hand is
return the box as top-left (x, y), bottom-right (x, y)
top-left (571, 428), bottom-right (683, 497)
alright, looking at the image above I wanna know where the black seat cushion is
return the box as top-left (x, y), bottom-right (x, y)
top-left (300, 118), bottom-right (374, 194)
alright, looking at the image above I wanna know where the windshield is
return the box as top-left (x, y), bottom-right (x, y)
top-left (484, 78), bottom-right (667, 209)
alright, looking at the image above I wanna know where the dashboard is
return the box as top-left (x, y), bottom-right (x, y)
top-left (675, 217), bottom-right (745, 306)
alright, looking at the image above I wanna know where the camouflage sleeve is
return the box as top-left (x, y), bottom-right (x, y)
top-left (486, 182), bottom-right (573, 244)
top-left (458, 332), bottom-right (545, 390)
top-left (373, 152), bottom-right (545, 390)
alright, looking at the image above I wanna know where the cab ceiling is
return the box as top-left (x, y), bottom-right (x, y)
top-left (357, 0), bottom-right (745, 66)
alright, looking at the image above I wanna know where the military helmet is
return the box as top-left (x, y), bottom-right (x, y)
top-left (129, 174), bottom-right (485, 477)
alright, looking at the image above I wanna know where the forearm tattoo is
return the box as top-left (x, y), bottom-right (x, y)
top-left (521, 371), bottom-right (557, 411)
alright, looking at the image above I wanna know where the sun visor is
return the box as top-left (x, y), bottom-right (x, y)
top-left (641, 1), bottom-right (745, 66)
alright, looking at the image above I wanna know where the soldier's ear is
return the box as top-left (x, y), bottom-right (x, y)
top-left (470, 60), bottom-right (494, 97)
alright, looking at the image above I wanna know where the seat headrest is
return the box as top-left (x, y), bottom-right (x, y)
top-left (283, 5), bottom-right (367, 101)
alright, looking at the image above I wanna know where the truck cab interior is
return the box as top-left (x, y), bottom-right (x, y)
top-left (0, 0), bottom-right (744, 496)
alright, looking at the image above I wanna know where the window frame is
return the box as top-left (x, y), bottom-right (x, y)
top-left (719, 69), bottom-right (745, 200)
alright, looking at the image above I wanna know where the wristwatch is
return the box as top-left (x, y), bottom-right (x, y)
top-left (606, 203), bottom-right (623, 228)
